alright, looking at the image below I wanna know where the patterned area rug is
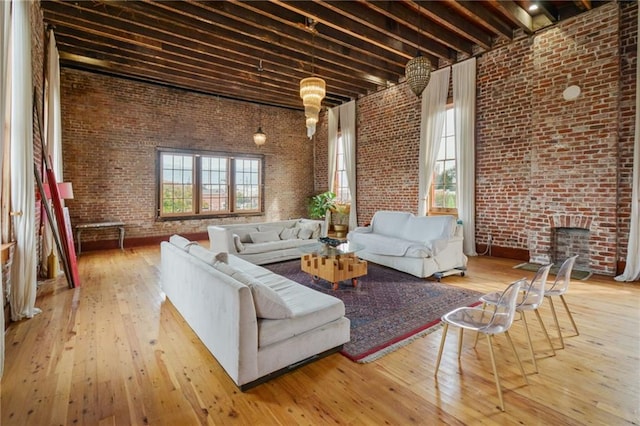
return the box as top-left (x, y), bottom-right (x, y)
top-left (263, 260), bottom-right (483, 363)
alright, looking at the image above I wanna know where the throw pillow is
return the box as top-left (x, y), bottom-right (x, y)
top-left (250, 231), bottom-right (280, 243)
top-left (280, 227), bottom-right (300, 240)
top-left (298, 226), bottom-right (313, 240)
top-left (169, 234), bottom-right (198, 251)
top-left (233, 227), bottom-right (259, 243)
top-left (227, 271), bottom-right (293, 319)
top-left (232, 234), bottom-right (245, 252)
top-left (213, 261), bottom-right (239, 276)
top-left (299, 220), bottom-right (322, 238)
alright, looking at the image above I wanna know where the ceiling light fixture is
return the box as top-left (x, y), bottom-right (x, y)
top-left (405, 4), bottom-right (431, 97)
top-left (254, 60), bottom-right (267, 146)
top-left (300, 18), bottom-right (325, 139)
top-left (528, 4), bottom-right (539, 12)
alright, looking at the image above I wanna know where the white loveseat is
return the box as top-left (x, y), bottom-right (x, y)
top-left (208, 218), bottom-right (326, 265)
top-left (347, 211), bottom-right (467, 279)
top-left (161, 235), bottom-right (349, 390)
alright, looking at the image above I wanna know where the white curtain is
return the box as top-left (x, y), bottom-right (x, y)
top-left (615, 9), bottom-right (640, 282)
top-left (0, 0), bottom-right (11, 379)
top-left (453, 58), bottom-right (477, 256)
top-left (326, 106), bottom-right (339, 236)
top-left (42, 29), bottom-right (64, 275)
top-left (418, 67), bottom-right (451, 216)
top-left (339, 101), bottom-right (357, 230)
top-left (9, 0), bottom-right (40, 321)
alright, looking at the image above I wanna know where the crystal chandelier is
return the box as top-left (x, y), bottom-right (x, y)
top-left (405, 52), bottom-right (431, 97)
top-left (300, 76), bottom-right (325, 139)
top-left (253, 127), bottom-right (266, 146)
top-left (300, 18), bottom-right (325, 139)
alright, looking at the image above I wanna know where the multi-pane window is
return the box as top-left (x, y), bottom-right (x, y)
top-left (159, 150), bottom-right (263, 218)
top-left (333, 135), bottom-right (350, 203)
top-left (430, 106), bottom-right (457, 214)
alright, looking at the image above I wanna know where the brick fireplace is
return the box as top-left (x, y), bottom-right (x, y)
top-left (550, 215), bottom-right (592, 272)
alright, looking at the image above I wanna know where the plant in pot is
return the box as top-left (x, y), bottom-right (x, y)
top-left (308, 191), bottom-right (336, 220)
top-left (331, 202), bottom-right (350, 238)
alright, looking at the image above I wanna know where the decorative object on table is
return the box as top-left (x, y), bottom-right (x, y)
top-left (331, 202), bottom-right (350, 238)
top-left (264, 260), bottom-right (483, 362)
top-left (307, 190), bottom-right (336, 220)
top-left (318, 237), bottom-right (342, 247)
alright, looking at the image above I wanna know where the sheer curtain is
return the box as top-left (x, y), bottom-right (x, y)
top-left (0, 0), bottom-right (11, 379)
top-left (418, 67), bottom-right (451, 216)
top-left (615, 11), bottom-right (640, 282)
top-left (339, 101), bottom-right (357, 230)
top-left (42, 29), bottom-right (64, 275)
top-left (10, 0), bottom-right (40, 321)
top-left (326, 106), bottom-right (339, 235)
top-left (453, 58), bottom-right (477, 256)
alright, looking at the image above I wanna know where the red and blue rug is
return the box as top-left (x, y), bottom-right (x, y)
top-left (263, 260), bottom-right (483, 363)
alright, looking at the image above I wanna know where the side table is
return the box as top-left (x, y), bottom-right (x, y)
top-left (76, 221), bottom-right (125, 254)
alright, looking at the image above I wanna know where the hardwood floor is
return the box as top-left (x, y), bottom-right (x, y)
top-left (2, 245), bottom-right (639, 425)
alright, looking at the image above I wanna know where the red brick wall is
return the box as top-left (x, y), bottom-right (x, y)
top-left (315, 2), bottom-right (633, 276)
top-left (60, 69), bottom-right (312, 245)
top-left (618, 2), bottom-right (638, 268)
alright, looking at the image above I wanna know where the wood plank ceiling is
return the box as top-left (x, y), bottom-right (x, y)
top-left (41, 0), bottom-right (606, 110)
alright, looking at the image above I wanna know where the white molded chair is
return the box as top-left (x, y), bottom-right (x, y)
top-left (545, 255), bottom-right (580, 349)
top-left (475, 263), bottom-right (555, 374)
top-left (434, 279), bottom-right (528, 412)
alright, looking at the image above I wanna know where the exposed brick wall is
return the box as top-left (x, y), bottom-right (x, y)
top-left (60, 69), bottom-right (312, 245)
top-left (315, 2), bottom-right (633, 276)
top-left (618, 2), bottom-right (638, 267)
top-left (478, 2), bottom-right (623, 275)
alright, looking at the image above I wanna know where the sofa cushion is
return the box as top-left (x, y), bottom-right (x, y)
top-left (169, 234), bottom-right (198, 251)
top-left (400, 215), bottom-right (456, 243)
top-left (298, 220), bottom-right (322, 238)
top-left (234, 226), bottom-right (259, 243)
top-left (229, 271), bottom-right (293, 319)
top-left (190, 245), bottom-right (228, 264)
top-left (250, 231), bottom-right (281, 243)
top-left (258, 224), bottom-right (285, 235)
top-left (370, 211), bottom-right (413, 237)
top-left (255, 274), bottom-right (346, 347)
top-left (241, 239), bottom-right (311, 255)
top-left (280, 227), bottom-right (300, 240)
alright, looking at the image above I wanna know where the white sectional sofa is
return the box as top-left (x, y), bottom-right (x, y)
top-left (208, 218), bottom-right (326, 265)
top-left (347, 211), bottom-right (467, 279)
top-left (161, 235), bottom-right (349, 390)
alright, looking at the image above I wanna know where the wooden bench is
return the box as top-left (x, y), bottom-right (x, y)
top-left (76, 221), bottom-right (125, 254)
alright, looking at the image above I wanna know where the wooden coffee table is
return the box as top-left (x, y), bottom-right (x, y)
top-left (300, 241), bottom-right (367, 290)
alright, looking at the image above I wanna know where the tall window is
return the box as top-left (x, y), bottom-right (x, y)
top-left (158, 149), bottom-right (263, 218)
top-left (430, 106), bottom-right (457, 215)
top-left (333, 135), bottom-right (350, 203)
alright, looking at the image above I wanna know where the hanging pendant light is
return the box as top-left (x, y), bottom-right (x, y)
top-left (405, 4), bottom-right (431, 97)
top-left (300, 76), bottom-right (325, 138)
top-left (300, 18), bottom-right (325, 139)
top-left (253, 127), bottom-right (266, 146)
top-left (405, 52), bottom-right (431, 97)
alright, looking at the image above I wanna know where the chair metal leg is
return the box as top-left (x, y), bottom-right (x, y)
top-left (534, 308), bottom-right (556, 357)
top-left (435, 323), bottom-right (449, 376)
top-left (504, 330), bottom-right (529, 385)
top-left (520, 311), bottom-right (538, 373)
top-left (560, 294), bottom-right (580, 336)
top-left (458, 328), bottom-right (464, 359)
top-left (486, 334), bottom-right (505, 412)
top-left (546, 296), bottom-right (565, 349)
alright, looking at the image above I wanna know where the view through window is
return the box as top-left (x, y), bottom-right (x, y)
top-left (159, 150), bottom-right (263, 218)
top-left (430, 106), bottom-right (457, 215)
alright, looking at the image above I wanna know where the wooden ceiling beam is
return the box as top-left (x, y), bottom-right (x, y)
top-left (448, 0), bottom-right (515, 40)
top-left (488, 0), bottom-right (534, 35)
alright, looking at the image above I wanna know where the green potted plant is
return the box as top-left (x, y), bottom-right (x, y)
top-left (308, 191), bottom-right (336, 220)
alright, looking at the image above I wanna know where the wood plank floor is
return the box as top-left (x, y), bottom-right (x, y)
top-left (2, 245), bottom-right (639, 425)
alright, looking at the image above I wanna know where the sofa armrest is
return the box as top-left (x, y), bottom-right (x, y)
top-left (208, 225), bottom-right (238, 254)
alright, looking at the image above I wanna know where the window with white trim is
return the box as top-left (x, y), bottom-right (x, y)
top-left (429, 105), bottom-right (457, 215)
